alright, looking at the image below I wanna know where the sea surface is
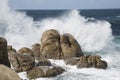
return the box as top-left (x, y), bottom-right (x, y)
top-left (0, 0), bottom-right (120, 80)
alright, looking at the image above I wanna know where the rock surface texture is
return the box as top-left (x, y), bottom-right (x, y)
top-left (60, 33), bottom-right (83, 58)
top-left (0, 64), bottom-right (21, 80)
top-left (64, 55), bottom-right (107, 69)
top-left (40, 29), bottom-right (83, 59)
top-left (9, 47), bottom-right (35, 72)
top-left (40, 29), bottom-right (62, 59)
top-left (77, 55), bottom-right (108, 69)
top-left (32, 43), bottom-right (41, 60)
top-left (27, 66), bottom-right (65, 79)
top-left (0, 37), bottom-right (10, 67)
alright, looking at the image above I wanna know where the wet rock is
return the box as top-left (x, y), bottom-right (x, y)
top-left (16, 53), bottom-right (35, 72)
top-left (32, 43), bottom-right (41, 60)
top-left (40, 29), bottom-right (62, 59)
top-left (40, 29), bottom-right (84, 59)
top-left (60, 33), bottom-right (83, 58)
top-left (7, 45), bottom-right (18, 68)
top-left (95, 56), bottom-right (108, 69)
top-left (27, 66), bottom-right (65, 79)
top-left (27, 67), bottom-right (44, 79)
top-left (77, 55), bottom-right (108, 69)
top-left (0, 37), bottom-right (10, 67)
top-left (77, 55), bottom-right (89, 68)
top-left (36, 58), bottom-right (52, 66)
top-left (18, 47), bottom-right (34, 57)
top-left (46, 66), bottom-right (65, 77)
top-left (8, 47), bottom-right (35, 72)
top-left (0, 64), bottom-right (21, 80)
top-left (64, 57), bottom-right (80, 65)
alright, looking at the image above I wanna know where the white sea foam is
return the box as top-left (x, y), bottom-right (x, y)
top-left (18, 58), bottom-right (120, 80)
top-left (0, 0), bottom-right (113, 52)
top-left (1, 0), bottom-right (120, 80)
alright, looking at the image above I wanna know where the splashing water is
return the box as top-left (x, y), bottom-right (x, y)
top-left (1, 0), bottom-right (120, 80)
top-left (0, 0), bottom-right (113, 52)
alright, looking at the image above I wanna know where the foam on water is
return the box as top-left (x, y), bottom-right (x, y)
top-left (18, 57), bottom-right (120, 80)
top-left (1, 0), bottom-right (120, 80)
top-left (0, 0), bottom-right (113, 52)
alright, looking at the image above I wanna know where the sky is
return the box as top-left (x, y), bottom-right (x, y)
top-left (9, 0), bottom-right (120, 9)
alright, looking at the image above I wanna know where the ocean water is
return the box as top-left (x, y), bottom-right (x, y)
top-left (0, 0), bottom-right (120, 80)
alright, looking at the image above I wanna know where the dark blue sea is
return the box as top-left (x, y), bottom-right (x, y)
top-left (0, 7), bottom-right (120, 80)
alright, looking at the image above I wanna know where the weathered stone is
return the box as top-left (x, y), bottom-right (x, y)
top-left (64, 57), bottom-right (80, 65)
top-left (0, 64), bottom-right (21, 80)
top-left (32, 43), bottom-right (41, 60)
top-left (16, 53), bottom-right (35, 72)
top-left (46, 66), bottom-right (65, 77)
top-left (77, 55), bottom-right (108, 69)
top-left (41, 29), bottom-right (60, 43)
top-left (95, 56), bottom-right (108, 69)
top-left (7, 46), bottom-right (18, 68)
top-left (40, 29), bottom-right (62, 59)
top-left (8, 53), bottom-right (20, 71)
top-left (27, 67), bottom-right (45, 79)
top-left (36, 58), bottom-right (52, 66)
top-left (18, 47), bottom-right (34, 57)
top-left (77, 56), bottom-right (89, 68)
top-left (7, 45), bottom-right (12, 51)
top-left (27, 66), bottom-right (65, 79)
top-left (60, 33), bottom-right (83, 58)
top-left (0, 37), bottom-right (10, 67)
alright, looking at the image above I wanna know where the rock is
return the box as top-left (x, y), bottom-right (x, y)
top-left (0, 37), bottom-right (10, 67)
top-left (64, 57), bottom-right (80, 65)
top-left (27, 67), bottom-right (44, 79)
top-left (46, 66), bottom-right (65, 77)
top-left (32, 43), bottom-right (41, 60)
top-left (95, 56), bottom-right (108, 69)
top-left (40, 29), bottom-right (62, 59)
top-left (87, 55), bottom-right (96, 67)
top-left (27, 66), bottom-right (65, 79)
top-left (77, 55), bottom-right (108, 69)
top-left (8, 47), bottom-right (35, 72)
top-left (0, 64), bottom-right (21, 80)
top-left (16, 53), bottom-right (35, 72)
top-left (18, 47), bottom-right (34, 57)
top-left (77, 56), bottom-right (89, 68)
top-left (7, 45), bottom-right (12, 51)
top-left (7, 45), bottom-right (18, 68)
top-left (36, 58), bottom-right (52, 66)
top-left (40, 29), bottom-right (84, 59)
top-left (60, 33), bottom-right (83, 58)
top-left (7, 46), bottom-right (21, 72)
top-left (41, 29), bottom-right (60, 43)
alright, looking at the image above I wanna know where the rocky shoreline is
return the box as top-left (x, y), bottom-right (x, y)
top-left (0, 29), bottom-right (108, 80)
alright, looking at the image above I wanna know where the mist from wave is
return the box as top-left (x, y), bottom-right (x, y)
top-left (1, 0), bottom-right (120, 80)
top-left (0, 0), bottom-right (113, 52)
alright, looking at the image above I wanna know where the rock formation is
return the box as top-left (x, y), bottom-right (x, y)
top-left (40, 29), bottom-right (83, 59)
top-left (31, 43), bottom-right (41, 60)
top-left (64, 57), bottom-right (80, 65)
top-left (18, 47), bottom-right (34, 57)
top-left (36, 58), bottom-right (52, 66)
top-left (27, 66), bottom-right (65, 79)
top-left (0, 64), bottom-right (21, 80)
top-left (8, 47), bottom-right (35, 72)
top-left (60, 33), bottom-right (83, 58)
top-left (40, 29), bottom-right (62, 59)
top-left (0, 37), bottom-right (10, 67)
top-left (64, 55), bottom-right (108, 69)
top-left (77, 55), bottom-right (108, 69)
